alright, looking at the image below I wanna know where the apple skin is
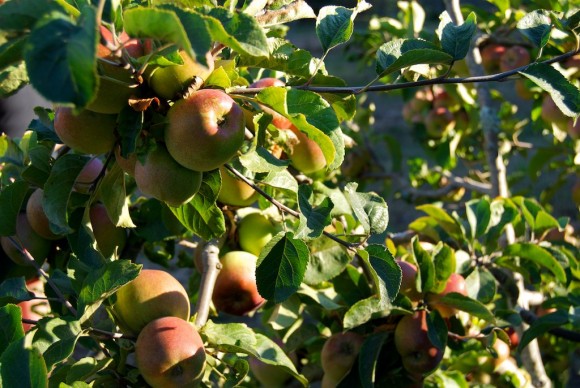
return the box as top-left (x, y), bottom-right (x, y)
top-left (499, 45), bottom-right (530, 72)
top-left (113, 269), bottom-right (191, 335)
top-left (134, 144), bottom-right (202, 207)
top-left (73, 157), bottom-right (104, 194)
top-left (217, 165), bottom-right (259, 207)
top-left (250, 78), bottom-right (293, 129)
top-left (567, 119), bottom-right (580, 140)
top-left (426, 273), bottom-right (468, 318)
top-left (89, 203), bottom-right (127, 258)
top-left (395, 310), bottom-right (443, 376)
top-left (135, 316), bottom-right (206, 388)
top-left (396, 259), bottom-right (421, 301)
top-left (54, 107), bottom-right (117, 154)
top-left (541, 94), bottom-right (569, 130)
top-left (212, 251), bottom-right (265, 316)
top-left (19, 277), bottom-right (50, 332)
top-left (26, 188), bottom-right (61, 240)
top-left (148, 50), bottom-right (214, 100)
top-left (0, 213), bottom-right (51, 267)
top-left (287, 125), bottom-right (326, 174)
top-left (320, 331), bottom-right (365, 387)
top-left (425, 107), bottom-right (455, 138)
top-left (165, 89), bottom-right (245, 172)
top-left (480, 44), bottom-right (507, 73)
top-left (238, 212), bottom-right (279, 257)
top-left (114, 145), bottom-right (137, 176)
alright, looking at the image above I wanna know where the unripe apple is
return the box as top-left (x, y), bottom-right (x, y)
top-left (287, 125), bottom-right (326, 174)
top-left (74, 157), bottom-right (104, 194)
top-left (425, 107), bottom-right (455, 138)
top-left (217, 165), bottom-right (259, 207)
top-left (54, 107), bottom-right (117, 154)
top-left (479, 43), bottom-right (507, 73)
top-left (396, 259), bottom-right (421, 301)
top-left (238, 212), bottom-right (279, 256)
top-left (26, 188), bottom-right (61, 240)
top-left (395, 310), bottom-right (443, 375)
top-left (165, 89), bottom-right (245, 172)
top-left (148, 50), bottom-right (214, 100)
top-left (0, 213), bottom-right (51, 267)
top-left (499, 45), bottom-right (530, 72)
top-left (250, 78), bottom-right (293, 129)
top-left (113, 269), bottom-right (191, 335)
top-left (135, 316), bottom-right (206, 388)
top-left (134, 144), bottom-right (202, 207)
top-left (18, 277), bottom-right (50, 332)
top-left (427, 273), bottom-right (468, 318)
top-left (89, 203), bottom-right (127, 258)
top-left (320, 331), bottom-right (364, 387)
top-left (212, 251), bottom-right (265, 316)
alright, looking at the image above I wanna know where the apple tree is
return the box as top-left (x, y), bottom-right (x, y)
top-left (0, 0), bottom-right (579, 387)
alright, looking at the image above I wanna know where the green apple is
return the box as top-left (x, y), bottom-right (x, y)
top-left (217, 165), bottom-right (259, 207)
top-left (287, 125), bottom-right (326, 174)
top-left (238, 212), bottom-right (279, 256)
top-left (25, 188), bottom-right (61, 240)
top-left (320, 331), bottom-right (365, 387)
top-left (165, 89), bottom-right (245, 172)
top-left (113, 269), bottom-right (191, 335)
top-left (54, 107), bottom-right (117, 154)
top-left (89, 203), bottom-right (127, 258)
top-left (0, 213), bottom-right (51, 267)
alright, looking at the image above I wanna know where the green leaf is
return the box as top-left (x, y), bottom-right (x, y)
top-left (343, 295), bottom-right (383, 329)
top-left (0, 337), bottom-right (48, 387)
top-left (170, 169), bottom-right (226, 241)
top-left (0, 62), bottom-right (29, 98)
top-left (465, 268), bottom-right (497, 305)
top-left (375, 39), bottom-right (453, 76)
top-left (316, 1), bottom-right (372, 54)
top-left (0, 180), bottom-right (28, 236)
top-left (503, 243), bottom-right (567, 283)
top-left (116, 106), bottom-right (142, 158)
top-left (0, 0), bottom-right (65, 32)
top-left (43, 154), bottom-right (90, 235)
top-left (517, 310), bottom-right (569, 352)
top-left (358, 331), bottom-right (389, 388)
top-left (99, 164), bottom-right (135, 228)
top-left (76, 260), bottom-right (141, 323)
top-left (246, 0), bottom-right (316, 26)
top-left (256, 232), bottom-right (310, 304)
top-left (366, 244), bottom-right (401, 303)
top-left (426, 310), bottom-right (448, 351)
top-left (303, 237), bottom-right (350, 285)
top-left (465, 198), bottom-right (491, 240)
top-left (0, 36), bottom-right (27, 70)
top-left (0, 304), bottom-right (25, 355)
top-left (295, 185), bottom-right (333, 240)
top-left (239, 146), bottom-right (290, 173)
top-left (534, 210), bottom-right (561, 237)
top-left (344, 182), bottom-right (389, 235)
top-left (520, 63), bottom-right (580, 118)
top-left (437, 11), bottom-right (477, 60)
top-left (0, 278), bottom-right (32, 306)
top-left (24, 8), bottom-right (98, 107)
top-left (65, 357), bottom-right (112, 385)
top-left (517, 10), bottom-right (552, 48)
top-left (417, 204), bottom-right (463, 241)
top-left (35, 317), bottom-right (82, 370)
top-left (259, 169), bottom-right (298, 196)
top-left (436, 293), bottom-right (496, 322)
top-left (254, 333), bottom-right (305, 385)
top-left (412, 236), bottom-right (435, 293)
top-left (431, 244), bottom-right (456, 294)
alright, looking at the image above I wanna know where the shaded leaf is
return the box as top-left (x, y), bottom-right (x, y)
top-left (517, 10), bottom-right (552, 48)
top-left (295, 185), bottom-right (333, 240)
top-left (344, 183), bottom-right (388, 235)
top-left (0, 337), bottom-right (48, 387)
top-left (0, 304), bottom-right (24, 355)
top-left (437, 11), bottom-right (477, 60)
top-left (316, 1), bottom-right (372, 53)
top-left (0, 277), bottom-right (33, 306)
top-left (503, 243), bottom-right (567, 283)
top-left (0, 180), bottom-right (28, 236)
top-left (518, 310), bottom-right (569, 352)
top-left (376, 39), bottom-right (453, 76)
top-left (436, 293), bottom-right (495, 322)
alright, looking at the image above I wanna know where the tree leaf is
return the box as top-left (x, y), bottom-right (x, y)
top-left (0, 0), bottom-right (65, 32)
top-left (517, 10), bottom-right (552, 48)
top-left (170, 169), bottom-right (226, 241)
top-left (0, 180), bottom-right (28, 236)
top-left (517, 310), bottom-right (569, 352)
top-left (0, 278), bottom-right (33, 306)
top-left (465, 267), bottom-right (497, 305)
top-left (437, 11), bottom-right (477, 60)
top-left (239, 146), bottom-right (290, 173)
top-left (295, 185), bottom-right (333, 241)
top-left (503, 243), bottom-right (567, 283)
top-left (251, 0), bottom-right (316, 26)
top-left (0, 337), bottom-right (48, 387)
top-left (412, 236), bottom-right (435, 293)
top-left (24, 8), bottom-right (98, 107)
top-left (366, 244), bottom-right (401, 303)
top-left (465, 197), bottom-right (491, 240)
top-left (417, 204), bottom-right (463, 241)
top-left (431, 244), bottom-right (456, 294)
top-left (343, 295), bottom-right (384, 330)
top-left (358, 331), bottom-right (389, 388)
top-left (303, 238), bottom-right (350, 285)
top-left (256, 232), bottom-right (310, 304)
top-left (316, 1), bottom-right (372, 54)
top-left (0, 36), bottom-right (27, 70)
top-left (76, 260), bottom-right (141, 323)
top-left (116, 106), bottom-right (142, 158)
top-left (436, 293), bottom-right (496, 322)
top-left (0, 304), bottom-right (24, 355)
top-left (427, 310), bottom-right (448, 351)
top-left (99, 164), bottom-right (135, 228)
top-left (344, 182), bottom-right (389, 235)
top-left (34, 317), bottom-right (82, 370)
top-left (376, 39), bottom-right (453, 76)
top-left (520, 62), bottom-right (580, 118)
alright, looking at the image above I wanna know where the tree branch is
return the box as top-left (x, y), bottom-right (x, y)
top-left (193, 240), bottom-right (221, 329)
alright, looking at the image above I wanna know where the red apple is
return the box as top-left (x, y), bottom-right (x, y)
top-left (54, 107), bottom-right (117, 155)
top-left (113, 269), bottom-right (191, 335)
top-left (165, 89), bottom-right (245, 172)
top-left (567, 118), bottom-right (580, 140)
top-left (74, 158), bottom-right (104, 194)
top-left (480, 43), bottom-right (507, 73)
top-left (397, 259), bottom-right (421, 301)
top-left (25, 188), bottom-right (61, 240)
top-left (114, 145), bottom-right (137, 176)
top-left (425, 107), bottom-right (455, 138)
top-left (212, 251), bottom-right (265, 316)
top-left (18, 277), bottom-right (50, 332)
top-left (499, 45), bottom-right (530, 72)
top-left (320, 331), bottom-right (364, 388)
top-left (135, 316), bottom-right (206, 388)
top-left (426, 273), bottom-right (467, 318)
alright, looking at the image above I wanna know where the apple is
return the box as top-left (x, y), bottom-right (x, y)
top-left (396, 259), bottom-right (421, 301)
top-left (25, 188), bottom-right (61, 240)
top-left (541, 94), bottom-right (569, 130)
top-left (499, 45), bottom-right (530, 72)
top-left (147, 50), bottom-right (214, 100)
top-left (54, 107), bottom-right (117, 154)
top-left (394, 310), bottom-right (443, 375)
top-left (135, 316), bottom-right (206, 388)
top-left (217, 165), bottom-right (259, 207)
top-left (113, 269), bottom-right (191, 335)
top-left (249, 339), bottom-right (297, 388)
top-left (134, 143), bottom-right (202, 207)
top-left (492, 339), bottom-right (510, 367)
top-left (567, 118), bottom-right (580, 140)
top-left (97, 26), bottom-right (143, 59)
top-left (114, 145), bottom-right (137, 176)
top-left (89, 203), bottom-right (127, 258)
top-left (0, 213), bottom-right (52, 267)
top-left (212, 251), bottom-right (265, 316)
top-left (238, 212), bottom-right (279, 256)
top-left (426, 273), bottom-right (468, 318)
top-left (250, 78), bottom-right (292, 129)
top-left (74, 157), bottom-right (104, 194)
top-left (320, 331), bottom-right (364, 388)
top-left (165, 89), bottom-right (245, 172)
top-left (18, 277), bottom-right (50, 332)
top-left (479, 43), bottom-right (507, 73)
top-left (287, 125), bottom-right (326, 174)
top-left (425, 107), bottom-right (455, 138)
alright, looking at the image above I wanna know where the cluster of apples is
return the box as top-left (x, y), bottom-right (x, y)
top-left (402, 86), bottom-right (470, 139)
top-left (112, 269), bottom-right (206, 387)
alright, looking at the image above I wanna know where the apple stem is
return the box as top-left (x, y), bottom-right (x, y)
top-left (193, 239), bottom-right (222, 328)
